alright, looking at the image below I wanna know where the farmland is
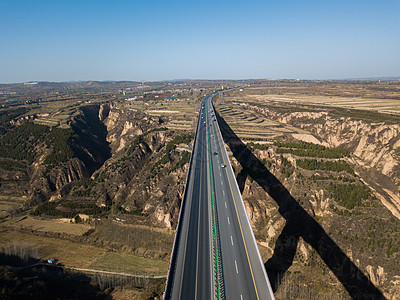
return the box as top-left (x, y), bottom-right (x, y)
top-left (2, 215), bottom-right (92, 235)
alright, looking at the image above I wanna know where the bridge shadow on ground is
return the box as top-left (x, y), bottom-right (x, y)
top-left (215, 111), bottom-right (385, 300)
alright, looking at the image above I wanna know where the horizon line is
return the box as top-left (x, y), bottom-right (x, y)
top-left (1, 76), bottom-right (400, 85)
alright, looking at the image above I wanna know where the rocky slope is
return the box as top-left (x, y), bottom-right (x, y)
top-left (88, 104), bottom-right (192, 229)
top-left (236, 101), bottom-right (400, 219)
top-left (1, 100), bottom-right (194, 235)
top-left (0, 104), bottom-right (112, 206)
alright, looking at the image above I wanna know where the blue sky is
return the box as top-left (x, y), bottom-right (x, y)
top-left (0, 0), bottom-right (399, 83)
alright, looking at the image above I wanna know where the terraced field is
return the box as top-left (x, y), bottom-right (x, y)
top-left (216, 104), bottom-right (307, 142)
top-left (125, 99), bottom-right (198, 132)
top-left (0, 196), bottom-right (25, 218)
top-left (246, 94), bottom-right (400, 114)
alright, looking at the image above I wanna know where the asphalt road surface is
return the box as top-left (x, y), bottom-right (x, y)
top-left (165, 94), bottom-right (274, 300)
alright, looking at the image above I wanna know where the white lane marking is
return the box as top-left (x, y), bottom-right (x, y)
top-left (235, 260), bottom-right (238, 273)
top-left (223, 190), bottom-right (225, 196)
top-left (231, 235), bottom-right (234, 245)
top-left (225, 202), bottom-right (227, 208)
top-left (194, 171), bottom-right (203, 300)
top-left (240, 295), bottom-right (243, 300)
top-left (220, 172), bottom-right (222, 177)
top-left (221, 180), bottom-right (223, 186)
top-left (227, 217), bottom-right (230, 225)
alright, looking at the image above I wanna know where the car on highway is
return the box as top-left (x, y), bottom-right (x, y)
top-left (221, 163), bottom-right (226, 168)
top-left (214, 152), bottom-right (218, 155)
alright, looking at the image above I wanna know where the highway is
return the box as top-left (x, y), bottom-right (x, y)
top-left (164, 93), bottom-right (274, 300)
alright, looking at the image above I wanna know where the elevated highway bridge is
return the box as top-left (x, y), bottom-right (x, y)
top-left (164, 93), bottom-right (275, 300)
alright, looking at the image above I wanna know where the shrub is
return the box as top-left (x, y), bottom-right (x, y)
top-left (329, 183), bottom-right (371, 209)
top-left (44, 127), bottom-right (74, 165)
top-left (170, 150), bottom-right (190, 173)
top-left (247, 142), bottom-right (268, 151)
top-left (281, 157), bottom-right (294, 178)
top-left (297, 159), bottom-right (355, 175)
top-left (126, 134), bottom-right (144, 155)
top-left (0, 122), bottom-right (48, 163)
top-left (275, 141), bottom-right (350, 158)
top-left (0, 107), bottom-right (28, 127)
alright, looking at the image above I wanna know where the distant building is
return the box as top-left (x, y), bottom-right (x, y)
top-left (47, 258), bottom-right (56, 264)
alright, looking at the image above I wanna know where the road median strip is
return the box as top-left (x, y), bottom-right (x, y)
top-left (206, 102), bottom-right (224, 300)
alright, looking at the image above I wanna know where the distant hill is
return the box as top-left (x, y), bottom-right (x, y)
top-left (341, 77), bottom-right (400, 81)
